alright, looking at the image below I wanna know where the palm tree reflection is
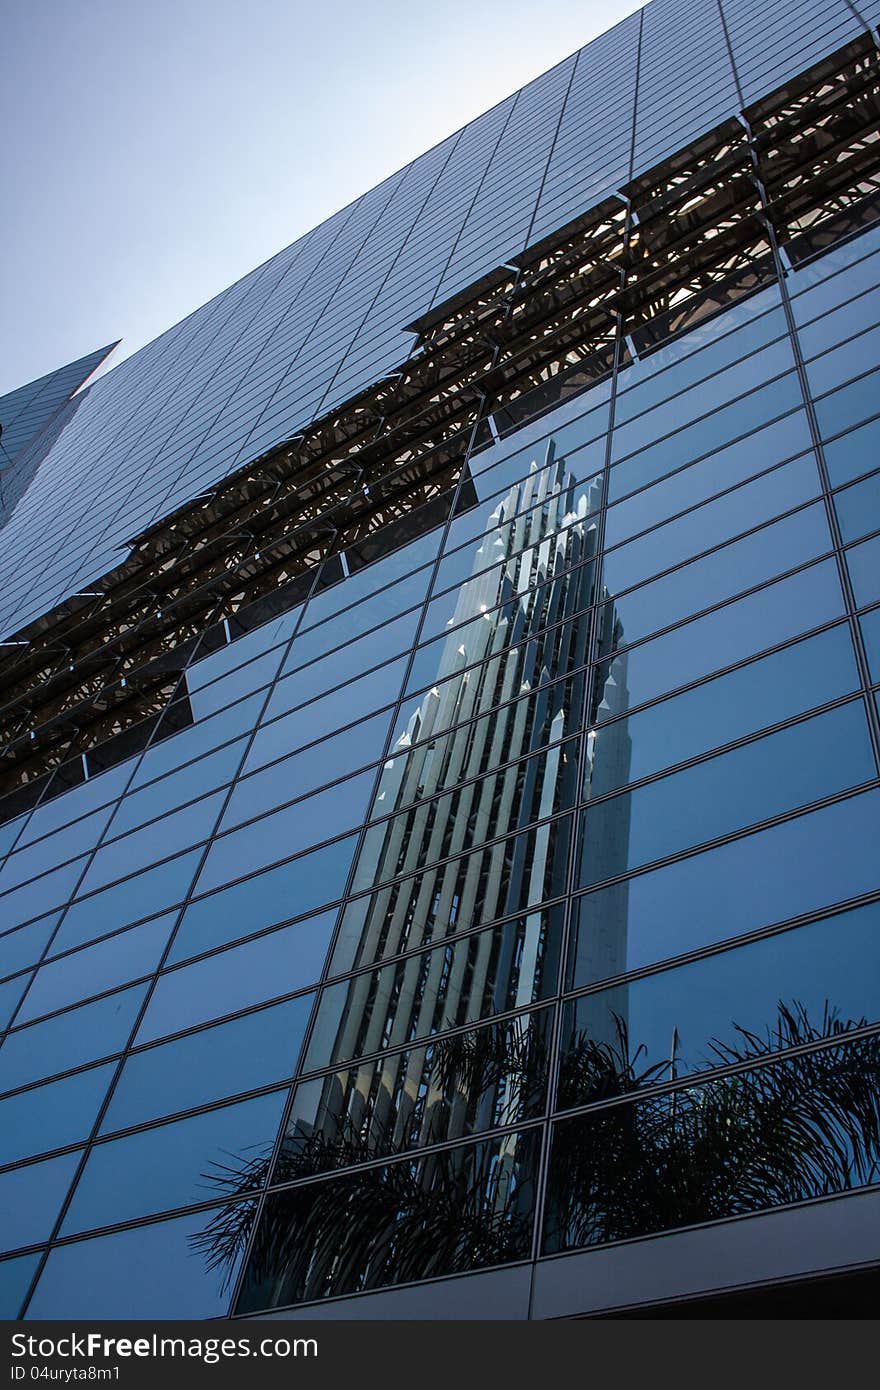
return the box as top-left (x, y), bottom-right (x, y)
top-left (191, 1000), bottom-right (880, 1306)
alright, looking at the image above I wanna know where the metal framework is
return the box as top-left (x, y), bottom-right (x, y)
top-left (1, 34), bottom-right (878, 818)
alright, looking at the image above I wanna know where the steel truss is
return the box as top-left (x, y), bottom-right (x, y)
top-left (1, 34), bottom-right (878, 818)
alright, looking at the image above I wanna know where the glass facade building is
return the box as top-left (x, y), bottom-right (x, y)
top-left (1, 0), bottom-right (879, 1320)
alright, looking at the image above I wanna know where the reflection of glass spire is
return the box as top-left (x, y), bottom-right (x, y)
top-left (285, 447), bottom-right (605, 1171)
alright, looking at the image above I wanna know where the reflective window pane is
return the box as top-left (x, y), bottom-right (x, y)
top-left (569, 789), bottom-right (880, 986)
top-left (235, 1128), bottom-right (540, 1311)
top-left (0, 984), bottom-right (147, 1092)
top-left (544, 1035), bottom-right (880, 1254)
top-left (0, 1063), bottom-right (116, 1165)
top-left (287, 1007), bottom-right (551, 1176)
top-left (559, 902), bottom-right (880, 1108)
top-left (579, 701), bottom-right (874, 886)
top-left (586, 623), bottom-right (859, 796)
top-left (27, 1206), bottom-right (251, 1319)
top-left (102, 994), bottom-right (312, 1133)
top-left (594, 558), bottom-right (844, 713)
top-left (17, 914), bottom-right (176, 1025)
top-left (61, 1091), bottom-right (287, 1235)
top-left (0, 1151), bottom-right (81, 1254)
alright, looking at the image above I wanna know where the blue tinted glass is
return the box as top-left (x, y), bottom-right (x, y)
top-left (17, 914), bottom-right (176, 1025)
top-left (276, 609), bottom-right (418, 688)
top-left (604, 502), bottom-right (830, 646)
top-left (27, 1205), bottom-right (249, 1318)
top-left (16, 764), bottom-right (130, 847)
top-left (259, 655), bottom-right (406, 741)
top-left (823, 417), bottom-right (880, 487)
top-left (129, 694), bottom-right (265, 786)
top-left (596, 558), bottom-right (844, 712)
top-left (77, 793), bottom-right (224, 896)
top-left (136, 925), bottom-right (325, 1043)
top-left (815, 368), bottom-right (880, 439)
top-left (61, 1091), bottom-right (286, 1234)
top-left (609, 375), bottom-right (803, 494)
top-left (561, 902), bottom-right (880, 1106)
top-left (587, 624), bottom-right (859, 795)
top-left (834, 471), bottom-right (880, 546)
top-left (0, 984), bottom-right (147, 1092)
top-left (110, 740), bottom-right (244, 837)
top-left (545, 1032), bottom-right (880, 1255)
top-left (846, 534), bottom-right (880, 608)
top-left (611, 338), bottom-right (795, 459)
top-left (0, 857), bottom-right (87, 937)
top-left (197, 770), bottom-right (374, 896)
top-left (230, 711), bottom-right (390, 823)
top-left (580, 702), bottom-right (874, 886)
top-left (178, 835), bottom-right (353, 959)
top-left (0, 807), bottom-right (113, 895)
top-left (54, 850), bottom-right (200, 955)
top-left (0, 914), bottom-right (58, 980)
top-left (569, 789), bottom-right (880, 984)
top-left (0, 1151), bottom-right (81, 1254)
top-left (861, 607), bottom-right (880, 683)
top-left (187, 648), bottom-right (283, 721)
top-left (0, 974), bottom-right (31, 1031)
top-left (102, 994), bottom-right (311, 1133)
top-left (602, 456), bottom-right (820, 595)
top-left (0, 1063), bottom-right (116, 1165)
top-left (604, 415), bottom-right (813, 547)
top-left (0, 1252), bottom-right (40, 1317)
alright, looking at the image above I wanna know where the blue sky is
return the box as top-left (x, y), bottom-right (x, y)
top-left (0, 0), bottom-right (642, 395)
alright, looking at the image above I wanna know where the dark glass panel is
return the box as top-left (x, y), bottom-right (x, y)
top-left (16, 913), bottom-right (176, 1025)
top-left (569, 790), bottom-right (880, 987)
top-left (0, 1063), bottom-right (116, 1165)
top-left (310, 906), bottom-right (563, 1072)
top-left (594, 558), bottom-right (844, 714)
top-left (102, 994), bottom-right (313, 1133)
top-left (585, 624), bottom-right (859, 797)
top-left (845, 535), bottom-right (880, 609)
top-left (332, 816), bottom-right (573, 977)
top-left (287, 1007), bottom-right (551, 1176)
top-left (559, 902), bottom-right (880, 1109)
top-left (543, 1034), bottom-right (880, 1254)
top-left (60, 1091), bottom-right (287, 1235)
top-left (26, 1205), bottom-right (251, 1319)
top-left (579, 702), bottom-right (874, 887)
top-left (234, 1128), bottom-right (539, 1311)
top-left (0, 984), bottom-right (147, 1092)
top-left (0, 1151), bottom-right (81, 1255)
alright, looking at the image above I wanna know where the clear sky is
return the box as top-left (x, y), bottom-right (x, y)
top-left (1, 0), bottom-right (643, 396)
